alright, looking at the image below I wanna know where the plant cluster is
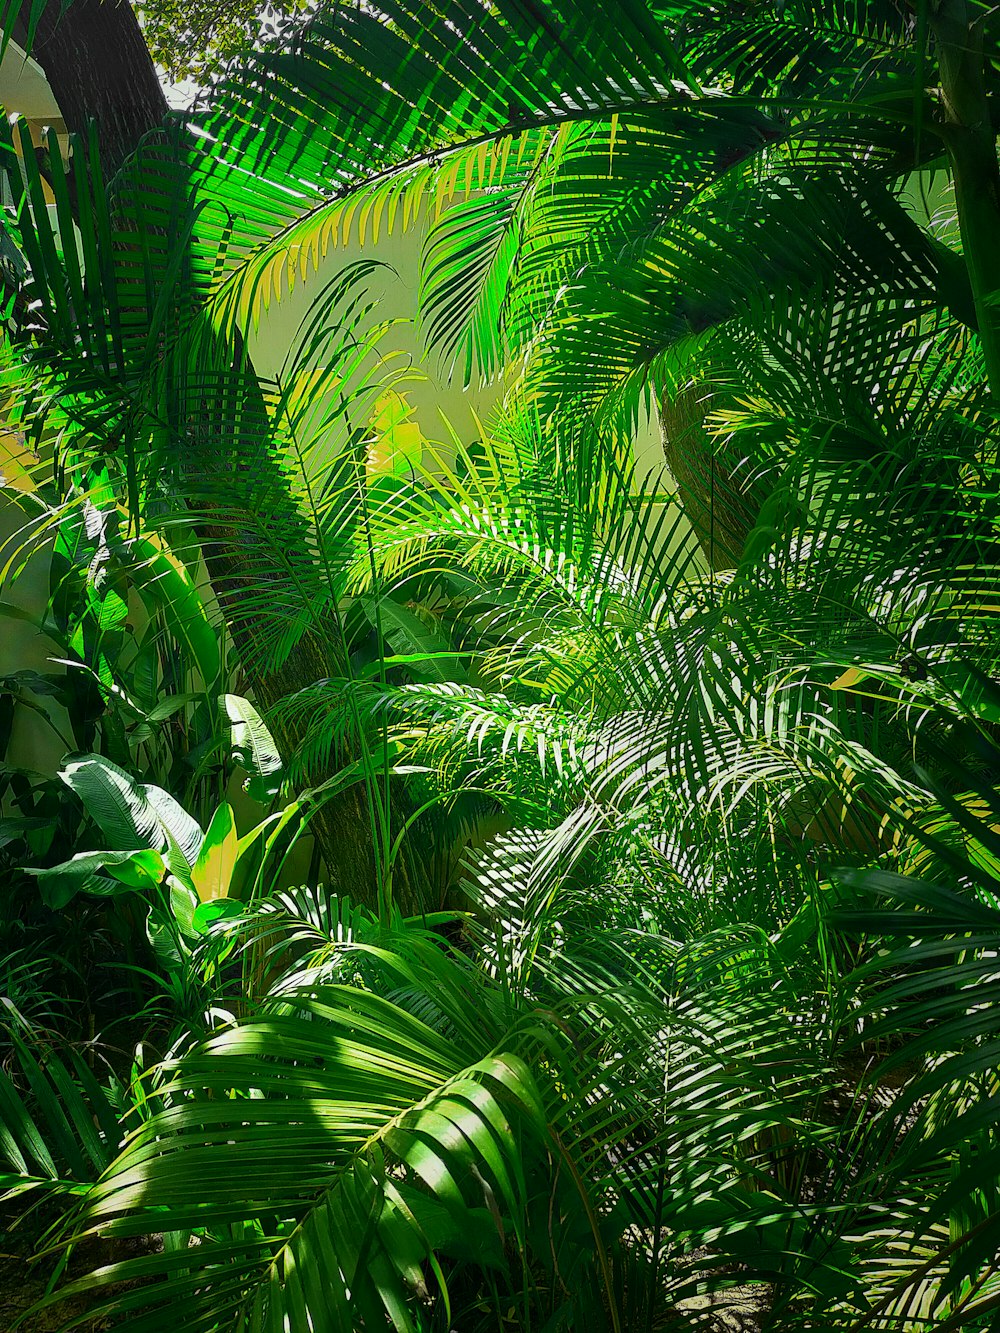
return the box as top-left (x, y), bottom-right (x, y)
top-left (1, 1), bottom-right (1000, 1329)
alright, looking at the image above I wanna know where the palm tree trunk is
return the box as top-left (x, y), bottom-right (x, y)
top-left (931, 1), bottom-right (1000, 402)
top-left (658, 380), bottom-right (762, 570)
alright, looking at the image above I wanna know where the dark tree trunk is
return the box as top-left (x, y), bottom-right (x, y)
top-left (17, 0), bottom-right (389, 906)
top-left (931, 1), bottom-right (1000, 403)
top-left (15, 0), bottom-right (166, 174)
top-left (658, 382), bottom-right (762, 571)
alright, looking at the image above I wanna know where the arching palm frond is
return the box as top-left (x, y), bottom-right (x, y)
top-left (31, 931), bottom-right (778, 1333)
top-left (827, 712), bottom-right (1000, 1329)
top-left (520, 164), bottom-right (970, 441)
top-left (0, 1029), bottom-right (128, 1208)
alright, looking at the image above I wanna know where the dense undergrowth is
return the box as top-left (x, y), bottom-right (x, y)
top-left (2, 1), bottom-right (1000, 1329)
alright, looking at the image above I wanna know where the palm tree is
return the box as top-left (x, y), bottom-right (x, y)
top-left (3, 2), bottom-right (1000, 1329)
top-left (6, 0), bottom-right (996, 665)
top-left (5, 0), bottom-right (997, 892)
top-left (13, 239), bottom-right (1000, 1333)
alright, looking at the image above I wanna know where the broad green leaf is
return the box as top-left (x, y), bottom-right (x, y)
top-left (58, 753), bottom-right (163, 851)
top-left (146, 693), bottom-right (202, 723)
top-left (25, 848), bottom-right (165, 910)
top-left (143, 784), bottom-right (204, 868)
top-left (145, 908), bottom-right (187, 974)
top-left (190, 801), bottom-right (238, 903)
top-left (57, 754), bottom-right (203, 872)
top-left (125, 534), bottom-right (221, 689)
top-left (167, 876), bottom-right (200, 939)
top-left (359, 595), bottom-right (466, 684)
top-left (192, 898), bottom-right (244, 933)
top-left (221, 694), bottom-right (283, 802)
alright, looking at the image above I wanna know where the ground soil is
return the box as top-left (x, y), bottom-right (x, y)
top-left (0, 1234), bottom-right (155, 1332)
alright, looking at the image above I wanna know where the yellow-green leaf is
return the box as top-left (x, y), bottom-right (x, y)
top-left (190, 801), bottom-right (238, 903)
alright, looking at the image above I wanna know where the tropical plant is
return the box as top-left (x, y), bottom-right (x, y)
top-left (3, 0), bottom-right (994, 885)
top-left (2, 1), bottom-right (1000, 1330)
top-left (0, 448), bottom-right (228, 811)
top-left (0, 1013), bottom-right (139, 1211)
